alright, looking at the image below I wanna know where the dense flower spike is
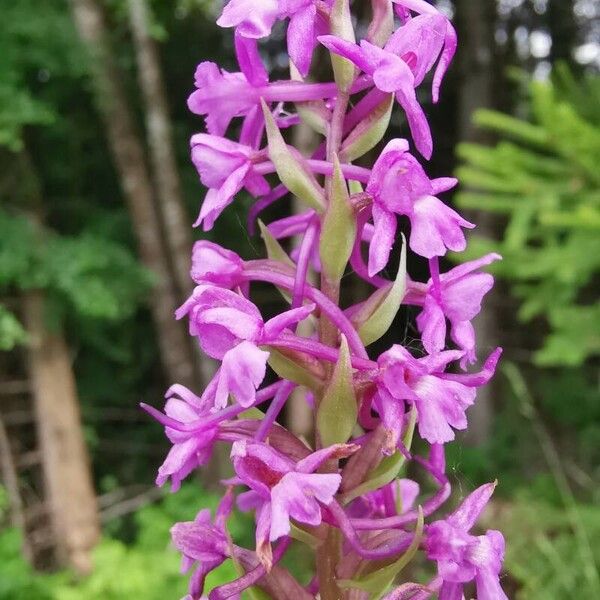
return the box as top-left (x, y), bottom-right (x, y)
top-left (147, 2), bottom-right (508, 598)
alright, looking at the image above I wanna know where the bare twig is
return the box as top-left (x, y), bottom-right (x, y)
top-left (100, 486), bottom-right (164, 523)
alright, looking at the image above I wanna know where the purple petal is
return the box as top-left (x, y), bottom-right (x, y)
top-left (217, 0), bottom-right (279, 38)
top-left (235, 33), bottom-right (269, 86)
top-left (367, 138), bottom-right (411, 196)
top-left (359, 41), bottom-right (414, 93)
top-left (414, 376), bottom-right (476, 443)
top-left (239, 104), bottom-right (265, 148)
top-left (217, 162), bottom-right (253, 209)
top-left (295, 444), bottom-right (357, 474)
top-left (443, 272), bottom-right (495, 322)
top-left (268, 211), bottom-right (316, 239)
top-left (441, 253), bottom-right (502, 283)
top-left (432, 21), bottom-right (457, 103)
top-left (216, 342), bottom-right (269, 408)
top-left (383, 582), bottom-right (433, 600)
top-left (399, 479), bottom-right (420, 512)
top-left (475, 568), bottom-right (509, 600)
top-left (287, 5), bottom-right (318, 76)
top-left (419, 349), bottom-right (464, 373)
top-left (451, 320), bottom-right (477, 368)
top-left (369, 204), bottom-right (397, 276)
top-left (448, 482), bottom-right (497, 532)
top-left (416, 295), bottom-right (447, 355)
top-left (171, 520), bottom-right (228, 563)
top-left (270, 472), bottom-right (340, 539)
top-left (157, 437), bottom-right (211, 491)
top-left (431, 177), bottom-right (459, 194)
top-left (395, 87), bottom-right (433, 159)
top-left (372, 387), bottom-right (406, 453)
top-left (262, 303), bottom-right (316, 340)
top-left (319, 35), bottom-right (375, 75)
top-left (385, 14), bottom-right (447, 88)
top-left (244, 171), bottom-right (271, 197)
top-left (216, 487), bottom-right (235, 528)
top-left (164, 398), bottom-right (199, 424)
top-left (191, 240), bottom-right (244, 287)
top-left (232, 440), bottom-right (293, 497)
top-left (255, 501), bottom-right (273, 569)
top-left (190, 133), bottom-right (251, 189)
top-left (438, 580), bottom-right (464, 600)
top-left (410, 196), bottom-right (474, 258)
top-left (237, 489), bottom-right (263, 512)
top-left (165, 383), bottom-right (205, 408)
top-left (442, 347), bottom-right (502, 387)
top-left (188, 66), bottom-right (257, 136)
top-left (392, 0), bottom-right (437, 16)
top-left (413, 398), bottom-right (456, 444)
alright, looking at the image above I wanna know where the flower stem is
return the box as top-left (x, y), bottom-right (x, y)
top-left (316, 89), bottom-right (350, 600)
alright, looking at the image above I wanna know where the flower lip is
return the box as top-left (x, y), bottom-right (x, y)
top-left (241, 455), bottom-right (286, 488)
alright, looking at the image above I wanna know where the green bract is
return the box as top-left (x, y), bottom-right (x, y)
top-left (356, 234), bottom-right (407, 346)
top-left (329, 0), bottom-right (356, 93)
top-left (261, 99), bottom-right (326, 212)
top-left (319, 155), bottom-right (356, 283)
top-left (316, 335), bottom-right (357, 446)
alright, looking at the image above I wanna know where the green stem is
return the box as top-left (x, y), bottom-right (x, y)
top-left (316, 90), bottom-right (350, 600)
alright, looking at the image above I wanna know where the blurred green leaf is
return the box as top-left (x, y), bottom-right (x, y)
top-left (456, 68), bottom-right (600, 366)
top-left (0, 304), bottom-right (28, 350)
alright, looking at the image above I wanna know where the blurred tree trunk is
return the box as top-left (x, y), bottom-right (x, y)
top-left (14, 151), bottom-right (100, 574)
top-left (547, 0), bottom-right (578, 65)
top-left (0, 415), bottom-right (27, 536)
top-left (23, 291), bottom-right (100, 575)
top-left (454, 0), bottom-right (498, 444)
top-left (126, 0), bottom-right (214, 386)
top-left (69, 0), bottom-right (197, 388)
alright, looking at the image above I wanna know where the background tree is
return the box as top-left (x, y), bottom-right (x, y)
top-left (453, 0), bottom-right (500, 444)
top-left (69, 0), bottom-right (198, 389)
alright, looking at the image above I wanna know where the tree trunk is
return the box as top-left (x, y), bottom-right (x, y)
top-left (69, 0), bottom-right (196, 388)
top-left (547, 0), bottom-right (577, 65)
top-left (0, 415), bottom-right (27, 535)
top-left (1, 149), bottom-right (100, 573)
top-left (23, 292), bottom-right (100, 574)
top-left (455, 0), bottom-right (498, 445)
top-left (126, 0), bottom-right (215, 386)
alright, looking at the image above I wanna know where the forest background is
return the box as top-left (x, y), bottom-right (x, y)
top-left (0, 1), bottom-right (598, 599)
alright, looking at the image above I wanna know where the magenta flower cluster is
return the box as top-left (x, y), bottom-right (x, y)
top-left (145, 1), bottom-right (508, 598)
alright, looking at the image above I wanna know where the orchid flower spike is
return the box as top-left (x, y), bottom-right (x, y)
top-left (148, 2), bottom-right (508, 597)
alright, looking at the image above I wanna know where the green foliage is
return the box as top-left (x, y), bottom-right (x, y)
top-left (44, 234), bottom-right (154, 321)
top-left (0, 209), bottom-right (152, 350)
top-left (456, 68), bottom-right (600, 366)
top-left (491, 491), bottom-right (600, 599)
top-left (0, 304), bottom-right (28, 350)
top-left (0, 0), bottom-right (84, 150)
top-left (0, 528), bottom-right (60, 600)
